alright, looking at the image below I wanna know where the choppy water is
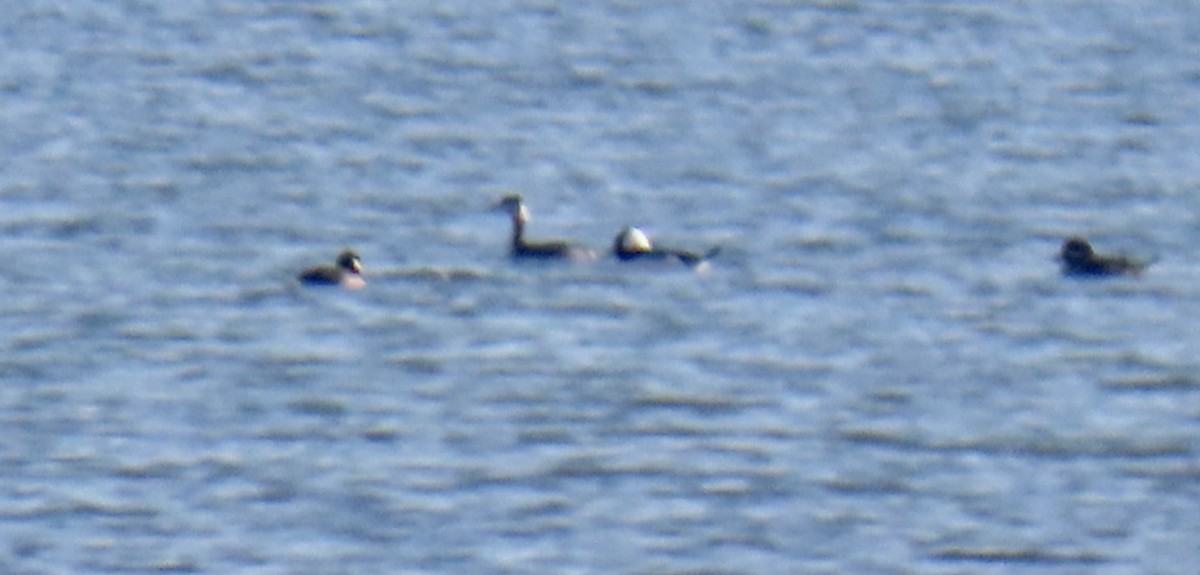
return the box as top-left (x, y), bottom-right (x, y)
top-left (4, 1), bottom-right (1200, 573)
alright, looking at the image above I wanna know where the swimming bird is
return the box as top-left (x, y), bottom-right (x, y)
top-left (493, 194), bottom-right (595, 260)
top-left (1059, 237), bottom-right (1147, 277)
top-left (298, 249), bottom-right (365, 288)
top-left (613, 226), bottom-right (721, 269)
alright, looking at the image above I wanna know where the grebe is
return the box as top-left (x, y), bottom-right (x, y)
top-left (613, 226), bottom-right (720, 268)
top-left (298, 249), bottom-right (365, 288)
top-left (493, 194), bottom-right (595, 260)
top-left (1059, 237), bottom-right (1146, 277)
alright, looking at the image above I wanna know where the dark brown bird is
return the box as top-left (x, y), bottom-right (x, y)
top-left (1059, 237), bottom-right (1147, 277)
top-left (298, 249), bottom-right (365, 288)
top-left (493, 194), bottom-right (595, 260)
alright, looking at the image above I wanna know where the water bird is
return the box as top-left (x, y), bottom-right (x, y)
top-left (493, 194), bottom-right (595, 260)
top-left (613, 226), bottom-right (721, 269)
top-left (1059, 237), bottom-right (1147, 277)
top-left (298, 249), bottom-right (365, 288)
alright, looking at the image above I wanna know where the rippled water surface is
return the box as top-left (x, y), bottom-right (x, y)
top-left (4, 1), bottom-right (1200, 573)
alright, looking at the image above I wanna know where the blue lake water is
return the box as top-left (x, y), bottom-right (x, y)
top-left (4, 1), bottom-right (1200, 573)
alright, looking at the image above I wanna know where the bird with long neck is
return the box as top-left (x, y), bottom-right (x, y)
top-left (493, 194), bottom-right (595, 260)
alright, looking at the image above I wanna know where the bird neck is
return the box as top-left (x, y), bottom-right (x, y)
top-left (510, 215), bottom-right (526, 250)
